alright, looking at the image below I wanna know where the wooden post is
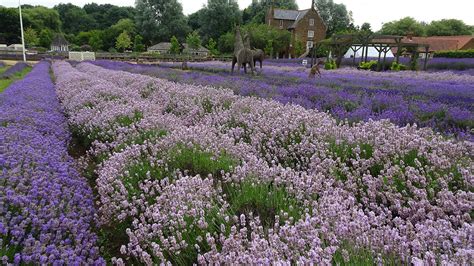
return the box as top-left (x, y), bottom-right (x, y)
top-left (423, 46), bottom-right (429, 71)
top-left (375, 45), bottom-right (382, 71)
top-left (396, 38), bottom-right (401, 64)
top-left (382, 46), bottom-right (388, 70)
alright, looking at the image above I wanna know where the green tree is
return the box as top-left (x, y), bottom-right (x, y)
top-left (217, 32), bottom-right (234, 54)
top-left (186, 31), bottom-right (202, 50)
top-left (135, 0), bottom-right (190, 44)
top-left (264, 40), bottom-right (274, 58)
top-left (39, 28), bottom-right (54, 48)
top-left (315, 0), bottom-right (353, 36)
top-left (206, 38), bottom-right (219, 56)
top-left (115, 31), bottom-right (132, 52)
top-left (169, 35), bottom-right (181, 54)
top-left (0, 7), bottom-right (32, 44)
top-left (23, 6), bottom-right (61, 32)
top-left (379, 17), bottom-right (425, 36)
top-left (24, 27), bottom-right (39, 47)
top-left (426, 19), bottom-right (472, 36)
top-left (84, 3), bottom-right (135, 29)
top-left (360, 22), bottom-right (372, 33)
top-left (294, 39), bottom-right (305, 57)
top-left (199, 0), bottom-right (242, 41)
top-left (89, 30), bottom-right (104, 51)
top-left (54, 3), bottom-right (96, 34)
top-left (133, 35), bottom-right (145, 52)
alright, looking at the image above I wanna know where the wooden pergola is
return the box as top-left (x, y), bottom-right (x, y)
top-left (310, 33), bottom-right (431, 71)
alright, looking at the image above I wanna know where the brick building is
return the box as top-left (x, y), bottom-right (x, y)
top-left (265, 2), bottom-right (326, 58)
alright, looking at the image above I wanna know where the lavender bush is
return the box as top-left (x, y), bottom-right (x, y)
top-left (0, 62), bottom-right (29, 79)
top-left (0, 61), bottom-right (104, 264)
top-left (92, 60), bottom-right (474, 140)
top-left (53, 61), bottom-right (473, 265)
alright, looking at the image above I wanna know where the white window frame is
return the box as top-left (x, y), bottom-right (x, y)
top-left (279, 20), bottom-right (283, 28)
top-left (309, 18), bottom-right (315, 26)
top-left (306, 41), bottom-right (313, 49)
top-left (308, 30), bottom-right (314, 38)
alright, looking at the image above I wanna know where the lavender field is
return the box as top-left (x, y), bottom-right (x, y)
top-left (1, 60), bottom-right (473, 264)
top-left (92, 60), bottom-right (474, 140)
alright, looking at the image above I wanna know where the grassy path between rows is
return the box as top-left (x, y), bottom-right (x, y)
top-left (0, 65), bottom-right (32, 93)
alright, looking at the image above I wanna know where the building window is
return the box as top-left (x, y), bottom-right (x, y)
top-left (306, 41), bottom-right (313, 49)
top-left (309, 19), bottom-right (314, 26)
top-left (308, 30), bottom-right (314, 38)
top-left (279, 20), bottom-right (283, 28)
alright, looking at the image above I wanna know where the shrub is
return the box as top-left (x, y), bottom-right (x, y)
top-left (434, 49), bottom-right (474, 58)
top-left (390, 61), bottom-right (408, 71)
top-left (358, 60), bottom-right (378, 70)
top-left (324, 59), bottom-right (337, 70)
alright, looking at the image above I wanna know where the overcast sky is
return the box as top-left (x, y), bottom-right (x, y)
top-left (2, 0), bottom-right (473, 31)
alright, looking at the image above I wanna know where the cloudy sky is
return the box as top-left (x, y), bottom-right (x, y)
top-left (2, 0), bottom-right (473, 31)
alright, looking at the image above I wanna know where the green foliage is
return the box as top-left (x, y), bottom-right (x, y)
top-left (88, 30), bottom-right (104, 51)
top-left (315, 0), bottom-right (353, 36)
top-left (115, 31), bottom-right (132, 52)
top-left (434, 49), bottom-right (474, 58)
top-left (360, 22), bottom-right (372, 33)
top-left (426, 19), bottom-right (472, 36)
top-left (225, 180), bottom-right (303, 229)
top-left (38, 29), bottom-right (54, 48)
top-left (197, 0), bottom-right (242, 42)
top-left (135, 0), bottom-right (190, 44)
top-left (23, 6), bottom-right (61, 32)
top-left (217, 32), bottom-right (235, 54)
top-left (0, 7), bottom-right (27, 44)
top-left (166, 145), bottom-right (237, 178)
top-left (264, 40), bottom-right (274, 58)
top-left (324, 59), bottom-right (337, 70)
top-left (358, 60), bottom-right (378, 70)
top-left (169, 36), bottom-right (181, 54)
top-left (390, 61), bottom-right (408, 71)
top-left (133, 34), bottom-right (145, 52)
top-left (24, 27), bottom-right (39, 47)
top-left (379, 17), bottom-right (425, 36)
top-left (243, 23), bottom-right (291, 55)
top-left (186, 30), bottom-right (202, 50)
top-left (54, 3), bottom-right (96, 34)
top-left (294, 39), bottom-right (305, 57)
top-left (206, 38), bottom-right (219, 56)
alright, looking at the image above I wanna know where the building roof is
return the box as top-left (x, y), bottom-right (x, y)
top-left (402, 35), bottom-right (474, 51)
top-left (183, 44), bottom-right (209, 53)
top-left (273, 8), bottom-right (301, 20)
top-left (148, 42), bottom-right (172, 51)
top-left (289, 9), bottom-right (309, 29)
top-left (52, 34), bottom-right (69, 46)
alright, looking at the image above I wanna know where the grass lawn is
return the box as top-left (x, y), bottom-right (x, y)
top-left (0, 66), bottom-right (32, 93)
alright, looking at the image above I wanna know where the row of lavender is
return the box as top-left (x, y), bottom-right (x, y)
top-left (53, 61), bottom-right (473, 264)
top-left (0, 61), bottom-right (103, 264)
top-left (92, 60), bottom-right (474, 140)
top-left (0, 62), bottom-right (29, 79)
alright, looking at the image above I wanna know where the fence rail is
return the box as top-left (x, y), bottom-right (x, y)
top-left (0, 51), bottom-right (233, 62)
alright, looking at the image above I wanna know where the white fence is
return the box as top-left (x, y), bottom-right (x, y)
top-left (68, 51), bottom-right (95, 61)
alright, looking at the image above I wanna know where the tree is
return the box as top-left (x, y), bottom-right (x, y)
top-left (426, 19), bottom-right (472, 36)
top-left (54, 3), bottom-right (96, 34)
top-left (360, 22), bottom-right (372, 33)
top-left (135, 0), bottom-right (190, 44)
top-left (188, 9), bottom-right (205, 31)
top-left (264, 40), bottom-right (274, 58)
top-left (186, 31), bottom-right (202, 50)
top-left (217, 32), bottom-right (234, 54)
top-left (115, 31), bottom-right (132, 52)
top-left (243, 24), bottom-right (291, 54)
top-left (242, 0), bottom-right (298, 24)
top-left (169, 36), bottom-right (181, 54)
top-left (39, 29), bottom-right (54, 48)
top-left (84, 3), bottom-right (135, 29)
top-left (206, 38), bottom-right (219, 56)
top-left (133, 35), bottom-right (145, 52)
top-left (294, 39), bottom-right (305, 57)
top-left (89, 30), bottom-right (104, 51)
top-left (0, 7), bottom-right (32, 44)
top-left (24, 27), bottom-right (39, 47)
top-left (23, 6), bottom-right (61, 32)
top-left (379, 17), bottom-right (425, 36)
top-left (315, 0), bottom-right (353, 36)
top-left (199, 0), bottom-right (242, 41)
